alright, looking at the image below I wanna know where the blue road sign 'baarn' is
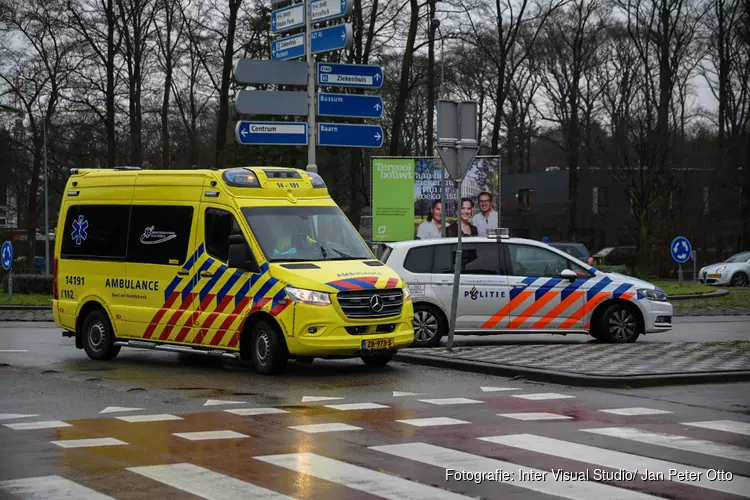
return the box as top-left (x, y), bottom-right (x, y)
top-left (311, 24), bottom-right (352, 55)
top-left (1, 241), bottom-right (13, 271)
top-left (317, 62), bottom-right (383, 88)
top-left (318, 123), bottom-right (383, 148)
top-left (272, 33), bottom-right (305, 61)
top-left (317, 93), bottom-right (383, 119)
top-left (236, 121), bottom-right (308, 146)
top-left (670, 236), bottom-right (692, 264)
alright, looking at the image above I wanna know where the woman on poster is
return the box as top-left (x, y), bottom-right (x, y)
top-left (416, 200), bottom-right (443, 239)
top-left (446, 198), bottom-right (478, 237)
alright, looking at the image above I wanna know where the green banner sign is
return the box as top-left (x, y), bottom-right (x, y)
top-left (372, 159), bottom-right (415, 242)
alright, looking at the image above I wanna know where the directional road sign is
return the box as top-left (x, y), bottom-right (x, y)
top-left (310, 0), bottom-right (352, 24)
top-left (236, 121), bottom-right (308, 146)
top-left (317, 62), bottom-right (383, 88)
top-left (318, 123), bottom-right (383, 148)
top-left (1, 241), bottom-right (12, 271)
top-left (272, 3), bottom-right (305, 33)
top-left (311, 24), bottom-right (352, 55)
top-left (235, 60), bottom-right (307, 86)
top-left (236, 90), bottom-right (308, 116)
top-left (272, 33), bottom-right (305, 61)
top-left (670, 236), bottom-right (692, 264)
top-left (437, 99), bottom-right (478, 146)
top-left (317, 93), bottom-right (383, 118)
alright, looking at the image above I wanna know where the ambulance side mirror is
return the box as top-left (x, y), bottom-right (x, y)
top-left (228, 234), bottom-right (260, 273)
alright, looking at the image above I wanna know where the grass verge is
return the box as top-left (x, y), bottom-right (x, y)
top-left (0, 293), bottom-right (52, 306)
top-left (654, 282), bottom-right (716, 295)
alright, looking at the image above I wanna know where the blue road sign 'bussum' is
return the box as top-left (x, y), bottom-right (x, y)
top-left (236, 121), bottom-right (308, 146)
top-left (317, 93), bottom-right (383, 119)
top-left (311, 24), bottom-right (352, 55)
top-left (272, 33), bottom-right (305, 61)
top-left (1, 241), bottom-right (12, 271)
top-left (318, 123), bottom-right (383, 148)
top-left (670, 236), bottom-right (692, 264)
top-left (317, 62), bottom-right (383, 88)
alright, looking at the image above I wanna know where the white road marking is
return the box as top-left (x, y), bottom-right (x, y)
top-left (289, 423), bottom-right (362, 433)
top-left (393, 391), bottom-right (422, 397)
top-left (173, 430), bottom-right (249, 441)
top-left (115, 414), bottom-right (183, 423)
top-left (582, 427), bottom-right (750, 463)
top-left (481, 386), bottom-right (520, 392)
top-left (256, 452), bottom-right (471, 499)
top-left (371, 442), bottom-right (657, 500)
top-left (396, 417), bottom-right (469, 427)
top-left (128, 463), bottom-right (292, 499)
top-left (301, 396), bottom-right (344, 402)
top-left (512, 393), bottom-right (575, 400)
top-left (0, 413), bottom-right (39, 421)
top-left (204, 399), bottom-right (245, 407)
top-left (682, 420), bottom-right (750, 436)
top-left (599, 407), bottom-right (672, 416)
top-left (479, 433), bottom-right (750, 496)
top-left (4, 420), bottom-right (71, 430)
top-left (99, 406), bottom-right (143, 414)
top-left (0, 349), bottom-right (29, 352)
top-left (418, 398), bottom-right (484, 405)
top-left (51, 437), bottom-right (128, 449)
top-left (225, 408), bottom-right (289, 416)
top-left (497, 413), bottom-right (573, 421)
top-left (0, 475), bottom-right (116, 499)
top-left (324, 403), bottom-right (389, 411)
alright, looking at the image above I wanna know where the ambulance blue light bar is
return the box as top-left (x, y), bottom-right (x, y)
top-left (306, 171), bottom-right (326, 188)
top-left (223, 168), bottom-right (260, 187)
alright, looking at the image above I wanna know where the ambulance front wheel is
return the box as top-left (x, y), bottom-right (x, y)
top-left (251, 320), bottom-right (288, 375)
top-left (81, 310), bottom-right (121, 361)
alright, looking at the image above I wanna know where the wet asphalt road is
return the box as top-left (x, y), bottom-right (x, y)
top-left (0, 322), bottom-right (749, 499)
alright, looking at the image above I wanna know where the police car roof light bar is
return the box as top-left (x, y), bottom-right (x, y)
top-left (487, 228), bottom-right (510, 239)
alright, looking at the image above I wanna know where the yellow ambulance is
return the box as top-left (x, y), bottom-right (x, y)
top-left (53, 166), bottom-right (414, 374)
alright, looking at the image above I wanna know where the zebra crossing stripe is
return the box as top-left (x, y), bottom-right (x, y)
top-left (582, 427), bottom-right (750, 463)
top-left (127, 463), bottom-right (293, 500)
top-left (479, 434), bottom-right (750, 496)
top-left (682, 420), bottom-right (750, 436)
top-left (370, 442), bottom-right (657, 500)
top-left (0, 475), bottom-right (115, 499)
top-left (255, 452), bottom-right (471, 499)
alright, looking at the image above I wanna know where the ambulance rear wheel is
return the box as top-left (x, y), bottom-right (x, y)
top-left (251, 320), bottom-right (288, 375)
top-left (82, 310), bottom-right (120, 361)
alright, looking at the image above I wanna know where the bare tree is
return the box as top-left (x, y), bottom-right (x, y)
top-left (389, 0), bottom-right (419, 155)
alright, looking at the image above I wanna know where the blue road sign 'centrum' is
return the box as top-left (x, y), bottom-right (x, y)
top-left (236, 121), bottom-right (308, 146)
top-left (670, 236), bottom-right (692, 264)
top-left (318, 123), bottom-right (383, 148)
top-left (317, 62), bottom-right (383, 88)
top-left (272, 33), bottom-right (305, 61)
top-left (318, 93), bottom-right (383, 119)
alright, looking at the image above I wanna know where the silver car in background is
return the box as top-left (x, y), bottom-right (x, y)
top-left (699, 251), bottom-right (750, 287)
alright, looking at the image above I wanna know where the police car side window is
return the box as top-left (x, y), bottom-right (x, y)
top-left (205, 208), bottom-right (238, 263)
top-left (403, 246), bottom-right (434, 274)
top-left (508, 244), bottom-right (587, 277)
top-left (127, 206), bottom-right (194, 265)
top-left (60, 204), bottom-right (130, 260)
top-left (432, 243), bottom-right (502, 275)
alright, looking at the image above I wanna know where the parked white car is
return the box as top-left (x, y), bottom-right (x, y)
top-left (698, 251), bottom-right (750, 287)
top-left (381, 230), bottom-right (673, 347)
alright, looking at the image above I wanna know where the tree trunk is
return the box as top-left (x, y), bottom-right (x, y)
top-left (389, 0), bottom-right (419, 156)
top-left (106, 0), bottom-right (117, 169)
top-left (214, 0), bottom-right (242, 168)
top-left (426, 0), bottom-right (436, 155)
top-left (26, 140), bottom-right (42, 262)
top-left (161, 62), bottom-right (173, 169)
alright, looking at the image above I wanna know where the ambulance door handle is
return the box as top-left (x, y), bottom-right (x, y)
top-left (200, 271), bottom-right (213, 278)
top-left (177, 269), bottom-right (189, 276)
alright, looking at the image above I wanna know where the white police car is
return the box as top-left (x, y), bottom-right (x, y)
top-left (381, 229), bottom-right (673, 346)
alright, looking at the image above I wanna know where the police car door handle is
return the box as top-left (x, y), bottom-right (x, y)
top-left (513, 284), bottom-right (528, 289)
top-left (200, 271), bottom-right (213, 278)
top-left (177, 269), bottom-right (189, 276)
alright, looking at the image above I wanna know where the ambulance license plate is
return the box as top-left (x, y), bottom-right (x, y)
top-left (708, 273), bottom-right (721, 279)
top-left (362, 338), bottom-right (394, 350)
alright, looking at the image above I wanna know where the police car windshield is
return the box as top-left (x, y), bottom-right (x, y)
top-left (241, 206), bottom-right (374, 262)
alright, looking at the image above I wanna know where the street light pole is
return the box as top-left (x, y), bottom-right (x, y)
top-left (437, 25), bottom-right (447, 237)
top-left (43, 119), bottom-right (49, 276)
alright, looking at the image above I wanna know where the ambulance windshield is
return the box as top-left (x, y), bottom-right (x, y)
top-left (241, 206), bottom-right (374, 262)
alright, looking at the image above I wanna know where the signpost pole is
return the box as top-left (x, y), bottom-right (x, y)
top-left (305, 0), bottom-right (317, 173)
top-left (7, 269), bottom-right (12, 302)
top-left (440, 164), bottom-right (446, 237)
top-left (446, 176), bottom-right (463, 351)
top-left (679, 263), bottom-right (683, 288)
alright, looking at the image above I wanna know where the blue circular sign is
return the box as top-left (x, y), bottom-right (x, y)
top-left (1, 241), bottom-right (13, 271)
top-left (670, 236), bottom-right (692, 264)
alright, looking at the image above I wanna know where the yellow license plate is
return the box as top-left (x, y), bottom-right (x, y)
top-left (362, 338), bottom-right (394, 350)
top-left (708, 274), bottom-right (721, 279)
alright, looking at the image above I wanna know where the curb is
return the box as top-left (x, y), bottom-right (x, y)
top-left (393, 352), bottom-right (750, 388)
top-left (0, 305), bottom-right (52, 311)
top-left (668, 289), bottom-right (729, 300)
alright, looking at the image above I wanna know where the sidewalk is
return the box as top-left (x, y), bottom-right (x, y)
top-left (395, 341), bottom-right (750, 388)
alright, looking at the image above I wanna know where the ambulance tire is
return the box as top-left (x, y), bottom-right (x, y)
top-left (411, 303), bottom-right (446, 347)
top-left (251, 320), bottom-right (288, 375)
top-left (81, 310), bottom-right (121, 361)
top-left (598, 303), bottom-right (641, 343)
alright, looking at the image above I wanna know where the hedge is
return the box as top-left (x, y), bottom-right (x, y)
top-left (1, 274), bottom-right (54, 295)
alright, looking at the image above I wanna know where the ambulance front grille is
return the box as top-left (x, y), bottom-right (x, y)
top-left (336, 289), bottom-right (403, 319)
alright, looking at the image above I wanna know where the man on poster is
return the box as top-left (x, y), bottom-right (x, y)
top-left (472, 191), bottom-right (499, 236)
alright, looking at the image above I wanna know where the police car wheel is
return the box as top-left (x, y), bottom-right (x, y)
top-left (82, 310), bottom-right (120, 361)
top-left (361, 353), bottom-right (394, 366)
top-left (599, 303), bottom-right (640, 343)
top-left (411, 304), bottom-right (445, 347)
top-left (251, 320), bottom-right (288, 374)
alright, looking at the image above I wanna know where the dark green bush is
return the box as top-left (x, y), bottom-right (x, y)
top-left (0, 274), bottom-right (54, 295)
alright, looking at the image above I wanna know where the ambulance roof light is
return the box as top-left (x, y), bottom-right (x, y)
top-left (306, 171), bottom-right (326, 188)
top-left (487, 227), bottom-right (510, 239)
top-left (223, 168), bottom-right (260, 187)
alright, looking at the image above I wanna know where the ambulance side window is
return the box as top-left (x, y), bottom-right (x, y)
top-left (60, 204), bottom-right (130, 260)
top-left (205, 208), bottom-right (238, 262)
top-left (127, 205), bottom-right (194, 265)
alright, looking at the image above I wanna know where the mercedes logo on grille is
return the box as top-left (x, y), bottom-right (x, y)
top-left (369, 294), bottom-right (384, 312)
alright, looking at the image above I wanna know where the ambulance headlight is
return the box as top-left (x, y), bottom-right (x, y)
top-left (285, 286), bottom-right (331, 305)
top-left (402, 287), bottom-right (410, 299)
